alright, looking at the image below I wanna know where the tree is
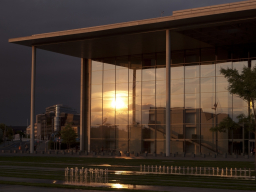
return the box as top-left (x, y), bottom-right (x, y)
top-left (0, 129), bottom-right (3, 143)
top-left (211, 115), bottom-right (242, 154)
top-left (210, 116), bottom-right (240, 133)
top-left (220, 66), bottom-right (256, 175)
top-left (6, 127), bottom-right (14, 141)
top-left (60, 123), bottom-right (77, 149)
top-left (17, 131), bottom-right (25, 141)
top-left (0, 123), bottom-right (5, 132)
top-left (0, 124), bottom-right (5, 142)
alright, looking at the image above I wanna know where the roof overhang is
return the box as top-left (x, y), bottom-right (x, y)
top-left (9, 0), bottom-right (256, 59)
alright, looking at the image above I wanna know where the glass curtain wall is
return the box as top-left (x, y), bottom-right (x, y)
top-left (91, 54), bottom-right (166, 153)
top-left (90, 47), bottom-right (253, 154)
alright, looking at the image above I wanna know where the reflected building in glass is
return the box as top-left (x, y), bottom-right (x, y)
top-left (10, 0), bottom-right (256, 154)
top-left (90, 52), bottom-right (255, 155)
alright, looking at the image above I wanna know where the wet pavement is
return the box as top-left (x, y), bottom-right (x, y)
top-left (0, 176), bottom-right (254, 192)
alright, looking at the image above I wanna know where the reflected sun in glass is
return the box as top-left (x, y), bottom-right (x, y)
top-left (111, 96), bottom-right (127, 110)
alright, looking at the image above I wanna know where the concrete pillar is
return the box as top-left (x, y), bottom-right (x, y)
top-left (30, 46), bottom-right (36, 153)
top-left (166, 30), bottom-right (171, 156)
top-left (132, 69), bottom-right (136, 124)
top-left (80, 58), bottom-right (91, 152)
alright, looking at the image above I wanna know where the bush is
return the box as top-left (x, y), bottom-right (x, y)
top-left (48, 141), bottom-right (80, 150)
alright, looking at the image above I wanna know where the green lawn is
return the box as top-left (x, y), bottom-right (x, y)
top-left (0, 156), bottom-right (255, 191)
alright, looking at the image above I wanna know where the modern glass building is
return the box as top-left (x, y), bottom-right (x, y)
top-left (9, 0), bottom-right (256, 154)
top-left (90, 51), bottom-right (256, 155)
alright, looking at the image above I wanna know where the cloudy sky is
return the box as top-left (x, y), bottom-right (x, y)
top-left (0, 0), bottom-right (244, 126)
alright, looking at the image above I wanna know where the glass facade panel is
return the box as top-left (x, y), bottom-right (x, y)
top-left (216, 77), bottom-right (229, 92)
top-left (216, 62), bottom-right (232, 76)
top-left (171, 79), bottom-right (184, 95)
top-left (103, 84), bottom-right (115, 98)
top-left (116, 125), bottom-right (128, 139)
top-left (201, 77), bottom-right (215, 93)
top-left (156, 81), bottom-right (165, 95)
top-left (135, 96), bottom-right (141, 111)
top-left (103, 97), bottom-right (114, 111)
top-left (90, 48), bottom-right (252, 154)
top-left (135, 111), bottom-right (142, 124)
top-left (201, 92), bottom-right (215, 113)
top-left (216, 92), bottom-right (232, 109)
top-left (91, 84), bottom-right (102, 98)
top-left (116, 69), bottom-right (128, 83)
top-left (251, 60), bottom-right (256, 68)
top-left (171, 94), bottom-right (184, 108)
top-left (185, 94), bottom-right (199, 109)
top-left (142, 95), bottom-right (155, 108)
top-left (129, 125), bottom-right (142, 153)
top-left (142, 109), bottom-right (155, 125)
top-left (156, 109), bottom-right (165, 124)
top-left (135, 70), bottom-right (142, 82)
top-left (103, 111), bottom-right (115, 125)
top-left (233, 61), bottom-right (247, 74)
top-left (185, 78), bottom-right (199, 94)
top-left (114, 96), bottom-right (128, 111)
top-left (91, 98), bottom-right (102, 112)
top-left (142, 125), bottom-right (155, 140)
top-left (91, 112), bottom-right (102, 126)
top-left (135, 82), bottom-right (141, 97)
top-left (156, 95), bottom-right (165, 108)
top-left (103, 70), bottom-right (115, 83)
top-left (185, 65), bottom-right (199, 78)
top-left (92, 60), bottom-right (103, 71)
top-left (156, 68), bottom-right (166, 80)
top-left (142, 81), bottom-right (155, 95)
top-left (103, 58), bottom-right (115, 70)
top-left (142, 68), bottom-right (155, 81)
top-left (116, 110), bottom-right (128, 125)
top-left (116, 83), bottom-right (128, 95)
top-left (171, 65), bottom-right (184, 79)
top-left (92, 71), bottom-right (102, 84)
top-left (201, 64), bottom-right (215, 77)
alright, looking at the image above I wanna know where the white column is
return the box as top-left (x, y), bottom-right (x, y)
top-left (80, 58), bottom-right (91, 152)
top-left (80, 58), bottom-right (85, 151)
top-left (30, 46), bottom-right (36, 153)
top-left (87, 59), bottom-right (91, 152)
top-left (166, 30), bottom-right (171, 156)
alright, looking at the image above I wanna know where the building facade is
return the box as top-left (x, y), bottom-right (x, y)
top-left (90, 52), bottom-right (256, 154)
top-left (9, 0), bottom-right (256, 154)
top-left (27, 104), bottom-right (79, 140)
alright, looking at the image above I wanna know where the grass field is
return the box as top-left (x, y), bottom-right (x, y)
top-left (0, 156), bottom-right (255, 191)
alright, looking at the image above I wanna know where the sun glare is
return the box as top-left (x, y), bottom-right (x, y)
top-left (111, 97), bottom-right (126, 109)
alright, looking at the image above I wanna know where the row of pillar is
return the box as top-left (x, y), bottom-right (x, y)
top-left (29, 29), bottom-right (171, 155)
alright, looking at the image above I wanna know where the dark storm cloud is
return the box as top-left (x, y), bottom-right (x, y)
top-left (0, 0), bottom-right (244, 126)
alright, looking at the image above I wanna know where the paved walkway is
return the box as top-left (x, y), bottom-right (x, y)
top-left (0, 184), bottom-right (254, 192)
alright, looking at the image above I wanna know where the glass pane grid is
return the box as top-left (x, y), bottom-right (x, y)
top-left (91, 54), bottom-right (250, 154)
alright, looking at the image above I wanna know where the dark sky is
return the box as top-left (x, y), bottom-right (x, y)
top-left (0, 0), bottom-right (244, 126)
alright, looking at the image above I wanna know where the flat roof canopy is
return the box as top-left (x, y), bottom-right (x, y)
top-left (9, 0), bottom-right (256, 59)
